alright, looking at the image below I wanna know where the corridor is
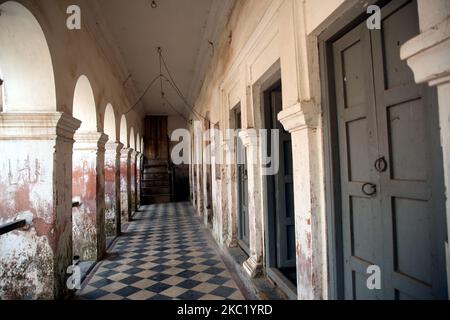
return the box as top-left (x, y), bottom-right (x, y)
top-left (77, 203), bottom-right (245, 300)
top-left (1, 0), bottom-right (450, 302)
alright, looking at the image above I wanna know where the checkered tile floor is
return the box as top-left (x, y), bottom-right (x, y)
top-left (76, 202), bottom-right (245, 300)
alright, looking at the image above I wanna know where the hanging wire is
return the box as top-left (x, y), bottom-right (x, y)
top-left (124, 46), bottom-right (218, 127)
top-left (158, 47), bottom-right (218, 126)
top-left (124, 75), bottom-right (160, 115)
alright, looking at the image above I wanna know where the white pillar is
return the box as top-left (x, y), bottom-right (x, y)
top-left (72, 132), bottom-right (108, 261)
top-left (239, 129), bottom-right (264, 277)
top-left (105, 142), bottom-right (123, 236)
top-left (0, 112), bottom-right (80, 299)
top-left (401, 0), bottom-right (450, 296)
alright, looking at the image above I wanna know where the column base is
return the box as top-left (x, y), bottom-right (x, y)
top-left (226, 237), bottom-right (238, 249)
top-left (243, 256), bottom-right (263, 278)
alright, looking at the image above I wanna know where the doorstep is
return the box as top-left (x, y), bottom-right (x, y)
top-left (220, 246), bottom-right (289, 300)
top-left (201, 226), bottom-right (288, 300)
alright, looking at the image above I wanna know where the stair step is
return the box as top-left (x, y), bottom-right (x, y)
top-left (145, 160), bottom-right (168, 167)
top-left (144, 167), bottom-right (169, 174)
top-left (142, 186), bottom-right (170, 194)
top-left (143, 173), bottom-right (169, 180)
top-left (142, 194), bottom-right (171, 205)
top-left (142, 180), bottom-right (169, 188)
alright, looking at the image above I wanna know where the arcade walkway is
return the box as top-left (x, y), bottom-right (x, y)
top-left (76, 203), bottom-right (246, 300)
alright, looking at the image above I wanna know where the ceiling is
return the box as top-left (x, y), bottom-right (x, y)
top-left (97, 0), bottom-right (234, 117)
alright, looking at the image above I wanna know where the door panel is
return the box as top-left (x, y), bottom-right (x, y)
top-left (271, 89), bottom-right (295, 268)
top-left (333, 21), bottom-right (383, 300)
top-left (371, 0), bottom-right (447, 299)
top-left (332, 0), bottom-right (447, 300)
top-left (264, 81), bottom-right (297, 286)
top-left (145, 116), bottom-right (168, 160)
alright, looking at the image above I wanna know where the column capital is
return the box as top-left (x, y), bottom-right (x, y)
top-left (0, 112), bottom-right (81, 141)
top-left (278, 101), bottom-right (318, 133)
top-left (130, 149), bottom-right (138, 158)
top-left (238, 129), bottom-right (259, 148)
top-left (401, 15), bottom-right (450, 86)
top-left (120, 147), bottom-right (133, 157)
top-left (74, 132), bottom-right (108, 151)
top-left (106, 141), bottom-right (124, 153)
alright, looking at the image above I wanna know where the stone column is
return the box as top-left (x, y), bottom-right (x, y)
top-left (105, 142), bottom-right (123, 237)
top-left (278, 103), bottom-right (321, 300)
top-left (0, 112), bottom-right (80, 300)
top-left (400, 0), bottom-right (450, 296)
top-left (120, 148), bottom-right (132, 222)
top-left (136, 153), bottom-right (143, 209)
top-left (130, 149), bottom-right (137, 215)
top-left (72, 132), bottom-right (108, 262)
top-left (239, 129), bottom-right (264, 277)
top-left (223, 138), bottom-right (238, 248)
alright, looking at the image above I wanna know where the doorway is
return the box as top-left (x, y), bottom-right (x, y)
top-left (325, 0), bottom-right (448, 299)
top-left (234, 106), bottom-right (250, 255)
top-left (263, 81), bottom-right (297, 294)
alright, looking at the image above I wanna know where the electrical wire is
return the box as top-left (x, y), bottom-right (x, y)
top-left (158, 48), bottom-right (218, 127)
top-left (124, 75), bottom-right (160, 115)
top-left (124, 46), bottom-right (218, 128)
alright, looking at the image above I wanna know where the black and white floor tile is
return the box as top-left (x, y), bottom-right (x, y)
top-left (76, 202), bottom-right (245, 300)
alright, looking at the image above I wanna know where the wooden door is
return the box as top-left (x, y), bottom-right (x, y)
top-left (144, 116), bottom-right (168, 160)
top-left (332, 0), bottom-right (447, 299)
top-left (265, 82), bottom-right (296, 275)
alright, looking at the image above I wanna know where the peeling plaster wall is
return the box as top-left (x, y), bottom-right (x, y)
top-left (104, 150), bottom-right (117, 237)
top-left (72, 151), bottom-right (100, 261)
top-left (120, 150), bottom-right (131, 222)
top-left (0, 0), bottom-right (140, 300)
top-left (189, 0), bottom-right (353, 299)
top-left (105, 152), bottom-right (117, 237)
top-left (0, 113), bottom-right (77, 300)
top-left (130, 154), bottom-right (136, 215)
top-left (0, 141), bottom-right (56, 299)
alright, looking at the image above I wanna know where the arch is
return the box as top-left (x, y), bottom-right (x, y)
top-left (73, 75), bottom-right (97, 132)
top-left (130, 127), bottom-right (136, 150)
top-left (104, 104), bottom-right (116, 142)
top-left (0, 1), bottom-right (56, 111)
top-left (136, 133), bottom-right (141, 152)
top-left (120, 115), bottom-right (128, 147)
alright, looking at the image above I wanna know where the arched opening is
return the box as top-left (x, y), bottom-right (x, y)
top-left (72, 75), bottom-right (106, 271)
top-left (0, 1), bottom-right (56, 112)
top-left (103, 104), bottom-right (120, 241)
top-left (73, 75), bottom-right (97, 132)
top-left (119, 115), bottom-right (131, 222)
top-left (0, 1), bottom-right (66, 300)
top-left (129, 128), bottom-right (137, 213)
top-left (130, 127), bottom-right (136, 151)
top-left (120, 115), bottom-right (128, 147)
top-left (136, 133), bottom-right (141, 153)
top-left (104, 104), bottom-right (116, 142)
top-left (136, 133), bottom-right (142, 208)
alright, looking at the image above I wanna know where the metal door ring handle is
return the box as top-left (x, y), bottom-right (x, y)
top-left (362, 183), bottom-right (377, 196)
top-left (375, 156), bottom-right (388, 173)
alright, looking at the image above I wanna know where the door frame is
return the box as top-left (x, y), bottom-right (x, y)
top-left (318, 0), bottom-right (392, 300)
top-left (234, 105), bottom-right (250, 255)
top-left (263, 80), bottom-right (298, 299)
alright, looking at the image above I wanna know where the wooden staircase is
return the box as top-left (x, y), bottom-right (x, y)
top-left (141, 160), bottom-right (172, 205)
